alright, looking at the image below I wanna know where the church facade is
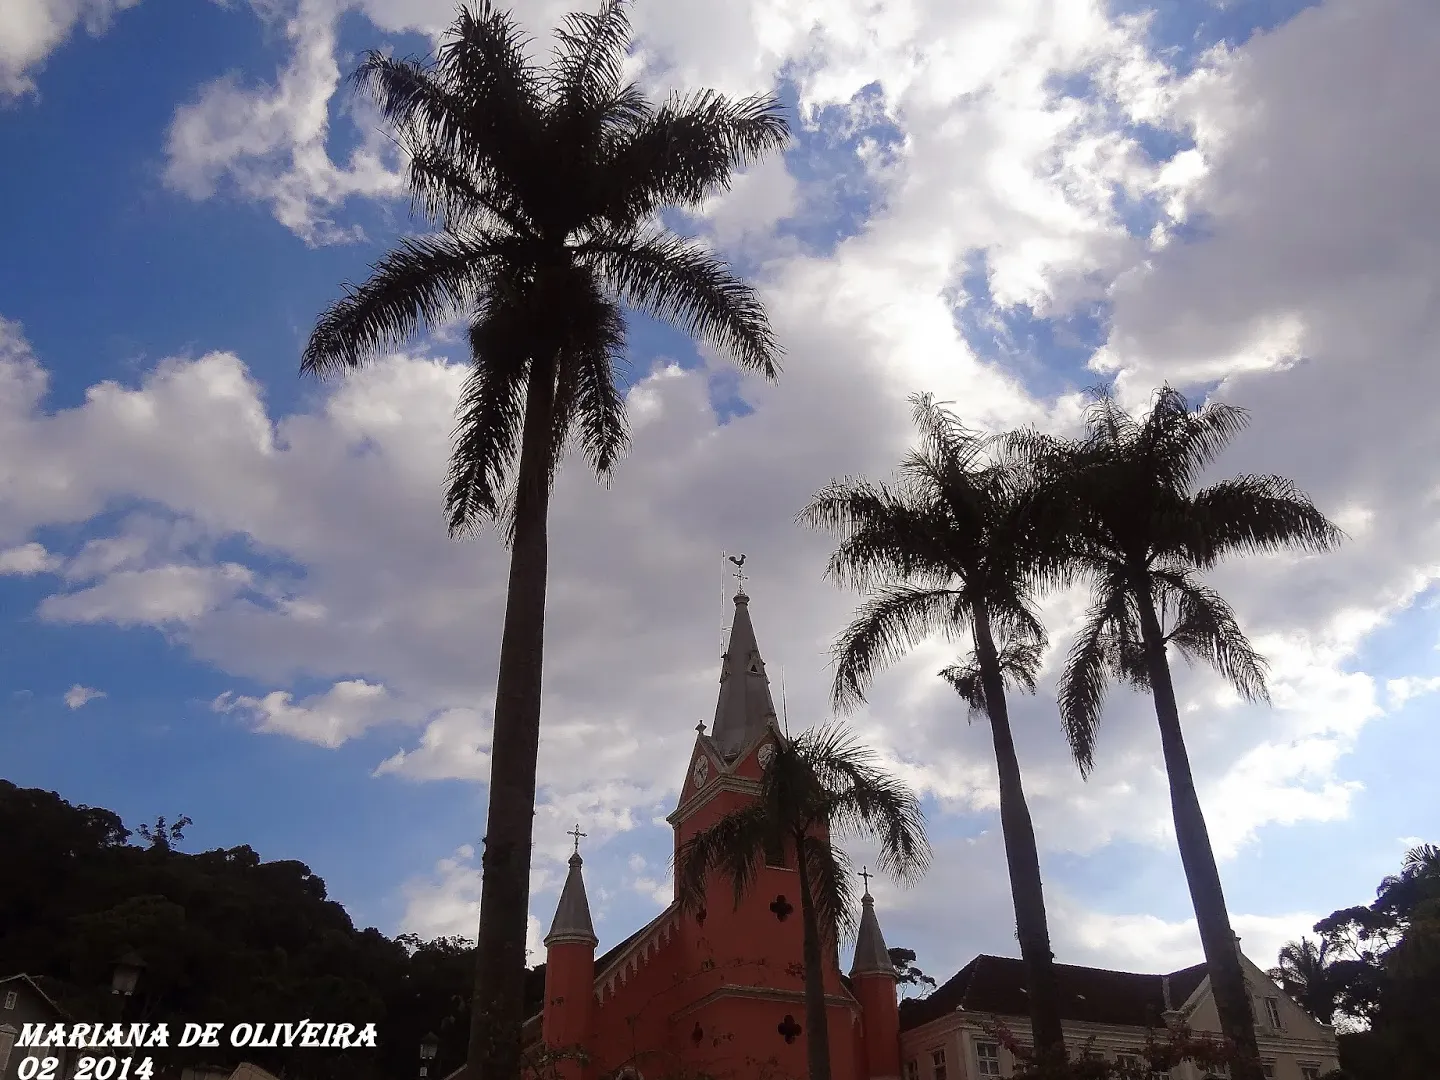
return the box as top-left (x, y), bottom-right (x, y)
top-left (532, 587), bottom-right (903, 1079)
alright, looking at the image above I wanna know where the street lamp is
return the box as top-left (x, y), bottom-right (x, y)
top-left (419, 1032), bottom-right (439, 1079)
top-left (111, 952), bottom-right (145, 997)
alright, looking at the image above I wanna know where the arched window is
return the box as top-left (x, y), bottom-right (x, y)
top-left (613, 1068), bottom-right (644, 1080)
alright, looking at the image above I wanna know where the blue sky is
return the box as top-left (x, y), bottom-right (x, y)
top-left (2, 0), bottom-right (1437, 982)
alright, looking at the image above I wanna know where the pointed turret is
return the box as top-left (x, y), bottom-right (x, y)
top-left (851, 885), bottom-right (901, 1080)
top-left (545, 852), bottom-right (598, 948)
top-left (710, 590), bottom-right (779, 758)
top-left (850, 891), bottom-right (896, 978)
top-left (543, 842), bottom-right (597, 1079)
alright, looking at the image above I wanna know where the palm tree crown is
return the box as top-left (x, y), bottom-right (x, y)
top-left (1038, 386), bottom-right (1344, 772)
top-left (303, 0), bottom-right (788, 534)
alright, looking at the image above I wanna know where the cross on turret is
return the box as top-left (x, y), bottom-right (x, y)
top-left (859, 866), bottom-right (872, 895)
top-left (569, 823), bottom-right (587, 855)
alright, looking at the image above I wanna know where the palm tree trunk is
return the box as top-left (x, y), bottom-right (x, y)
top-left (467, 355), bottom-right (559, 1080)
top-left (973, 607), bottom-right (1068, 1075)
top-left (793, 831), bottom-right (833, 1080)
top-left (1133, 583), bottom-right (1263, 1080)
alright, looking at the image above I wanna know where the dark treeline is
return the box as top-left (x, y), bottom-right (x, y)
top-left (1271, 844), bottom-right (1440, 1080)
top-left (0, 779), bottom-right (534, 1080)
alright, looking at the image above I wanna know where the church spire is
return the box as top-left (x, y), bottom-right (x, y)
top-left (849, 885), bottom-right (896, 978)
top-left (710, 588), bottom-right (779, 758)
top-left (545, 847), bottom-right (598, 948)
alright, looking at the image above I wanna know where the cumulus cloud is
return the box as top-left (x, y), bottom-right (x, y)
top-left (163, 0), bottom-right (404, 243)
top-left (63, 684), bottom-right (106, 709)
top-left (213, 678), bottom-right (406, 747)
top-left (0, 0), bottom-right (140, 98)
top-left (0, 542), bottom-right (60, 575)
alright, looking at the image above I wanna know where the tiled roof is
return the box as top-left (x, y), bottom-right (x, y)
top-left (899, 955), bottom-right (1209, 1033)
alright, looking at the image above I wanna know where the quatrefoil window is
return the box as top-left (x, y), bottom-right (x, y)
top-left (769, 894), bottom-right (794, 921)
top-left (778, 1015), bottom-right (802, 1044)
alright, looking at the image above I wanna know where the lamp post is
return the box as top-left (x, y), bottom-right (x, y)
top-left (419, 1032), bottom-right (439, 1080)
top-left (110, 951), bottom-right (145, 1021)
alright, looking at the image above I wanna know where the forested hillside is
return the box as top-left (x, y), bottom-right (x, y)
top-left (0, 780), bottom-right (544, 1079)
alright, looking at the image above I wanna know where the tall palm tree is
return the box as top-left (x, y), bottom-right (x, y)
top-left (300, 4), bottom-right (788, 1075)
top-left (799, 393), bottom-right (1071, 1071)
top-left (1028, 386), bottom-right (1343, 1080)
top-left (1268, 937), bottom-right (1339, 1025)
top-left (674, 724), bottom-right (929, 1080)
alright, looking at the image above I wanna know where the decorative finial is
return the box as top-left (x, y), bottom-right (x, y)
top-left (859, 866), bottom-right (872, 897)
top-left (696, 721), bottom-right (706, 734)
top-left (568, 823), bottom-right (587, 856)
top-left (728, 553), bottom-right (747, 594)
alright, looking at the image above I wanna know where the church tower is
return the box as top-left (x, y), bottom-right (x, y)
top-left (541, 841), bottom-right (598, 1079)
top-left (851, 885), bottom-right (902, 1080)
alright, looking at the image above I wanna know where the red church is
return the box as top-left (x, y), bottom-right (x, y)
top-left (529, 586), bottom-right (902, 1079)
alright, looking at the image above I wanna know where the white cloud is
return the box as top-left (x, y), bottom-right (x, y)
top-left (0, 0), bottom-right (140, 98)
top-left (39, 563), bottom-right (255, 626)
top-left (0, 542), bottom-right (60, 575)
top-left (213, 678), bottom-right (404, 747)
top-left (63, 684), bottom-right (106, 709)
top-left (163, 0), bottom-right (404, 244)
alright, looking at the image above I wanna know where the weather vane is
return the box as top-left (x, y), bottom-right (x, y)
top-left (569, 823), bottom-right (587, 855)
top-left (728, 553), bottom-right (747, 593)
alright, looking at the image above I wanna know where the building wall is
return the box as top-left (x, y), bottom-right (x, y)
top-left (0, 981), bottom-right (69, 1080)
top-left (900, 1011), bottom-right (1341, 1080)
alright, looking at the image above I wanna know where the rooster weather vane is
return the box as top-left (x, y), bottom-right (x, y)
top-left (728, 553), bottom-right (747, 592)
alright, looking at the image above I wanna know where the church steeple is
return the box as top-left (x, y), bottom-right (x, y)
top-left (710, 589), bottom-right (779, 759)
top-left (545, 849), bottom-right (598, 947)
top-left (850, 888), bottom-right (895, 977)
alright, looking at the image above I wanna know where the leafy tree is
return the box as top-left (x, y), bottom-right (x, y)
top-left (1268, 937), bottom-right (1340, 1025)
top-left (300, 2), bottom-right (788, 1074)
top-left (674, 725), bottom-right (929, 1080)
top-left (888, 946), bottom-right (937, 998)
top-left (800, 393), bottom-right (1069, 1070)
top-left (1023, 387), bottom-right (1342, 1080)
top-left (137, 814), bottom-right (193, 851)
top-left (1313, 841), bottom-right (1440, 1078)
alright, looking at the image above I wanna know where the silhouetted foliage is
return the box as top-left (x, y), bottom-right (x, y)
top-left (1292, 843), bottom-right (1440, 1080)
top-left (0, 780), bottom-right (547, 1080)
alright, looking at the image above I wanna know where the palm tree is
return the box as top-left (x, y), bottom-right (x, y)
top-left (1028, 386), bottom-right (1343, 1080)
top-left (799, 393), bottom-right (1070, 1071)
top-left (674, 724), bottom-right (929, 1080)
top-left (1269, 937), bottom-right (1339, 1025)
top-left (300, 4), bottom-right (788, 1075)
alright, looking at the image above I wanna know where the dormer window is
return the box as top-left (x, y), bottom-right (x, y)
top-left (1263, 997), bottom-right (1282, 1029)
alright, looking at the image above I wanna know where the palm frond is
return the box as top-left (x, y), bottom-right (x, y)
top-left (581, 231), bottom-right (779, 375)
top-left (1190, 474), bottom-right (1344, 564)
top-left (1159, 575), bottom-right (1271, 704)
top-left (829, 585), bottom-right (967, 711)
top-left (1057, 582), bottom-right (1138, 777)
top-left (302, 231), bottom-right (502, 376)
top-left (800, 832), bottom-right (859, 941)
top-left (799, 479), bottom-right (952, 589)
top-left (601, 90), bottom-right (789, 225)
top-left (549, 0), bottom-right (631, 113)
top-left (443, 310), bottom-right (532, 537)
top-left (940, 631), bottom-right (1044, 720)
top-left (555, 298), bottom-right (630, 478)
top-left (673, 804), bottom-right (773, 913)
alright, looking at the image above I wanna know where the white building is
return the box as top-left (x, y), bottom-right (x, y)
top-left (899, 951), bottom-right (1340, 1080)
